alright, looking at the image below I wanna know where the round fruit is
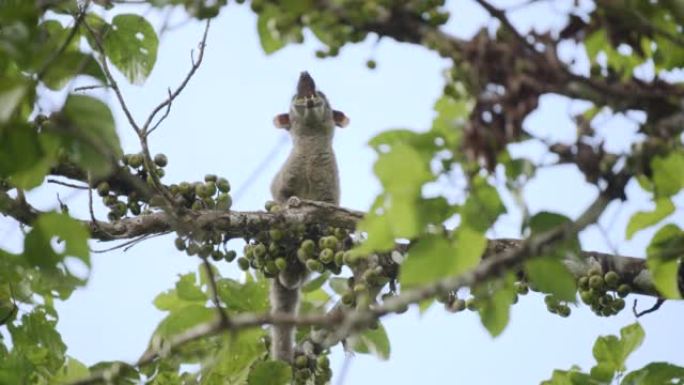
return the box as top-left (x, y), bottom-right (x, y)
top-left (237, 257), bottom-right (250, 271)
top-left (604, 271), bottom-right (619, 288)
top-left (153, 153), bottom-right (168, 167)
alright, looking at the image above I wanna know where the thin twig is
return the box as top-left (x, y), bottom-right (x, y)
top-left (143, 20), bottom-right (211, 136)
top-left (632, 298), bottom-right (666, 318)
top-left (201, 257), bottom-right (232, 327)
top-left (74, 84), bottom-right (111, 92)
top-left (47, 179), bottom-right (88, 189)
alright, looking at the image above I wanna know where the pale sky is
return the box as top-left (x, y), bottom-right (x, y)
top-left (1, 1), bottom-right (683, 384)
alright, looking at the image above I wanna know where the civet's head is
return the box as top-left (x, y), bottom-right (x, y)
top-left (273, 72), bottom-right (349, 135)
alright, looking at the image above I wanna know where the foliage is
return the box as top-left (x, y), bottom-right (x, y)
top-left (0, 0), bottom-right (682, 384)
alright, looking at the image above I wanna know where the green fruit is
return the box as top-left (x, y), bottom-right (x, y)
top-left (269, 229), bottom-right (283, 241)
top-left (558, 305), bottom-right (571, 317)
top-left (580, 290), bottom-right (594, 304)
top-left (578, 276), bottom-right (589, 290)
top-left (253, 243), bottom-right (267, 258)
top-left (321, 236), bottom-right (338, 249)
top-left (294, 355), bottom-right (308, 368)
top-left (301, 239), bottom-right (315, 255)
top-left (342, 251), bottom-right (355, 266)
top-left (544, 295), bottom-right (558, 306)
top-left (216, 193), bottom-right (232, 210)
top-left (333, 227), bottom-right (347, 240)
top-left (306, 259), bottom-right (324, 273)
top-left (237, 257), bottom-right (250, 271)
top-left (617, 283), bottom-right (631, 298)
top-left (128, 153), bottom-right (143, 168)
top-left (204, 174), bottom-right (217, 182)
top-left (604, 271), bottom-right (619, 288)
top-left (153, 153), bottom-right (168, 167)
top-left (589, 275), bottom-right (604, 290)
top-left (275, 257), bottom-right (287, 271)
top-left (366, 59), bottom-right (377, 69)
top-left (613, 298), bottom-right (626, 311)
top-left (341, 292), bottom-right (355, 306)
top-left (210, 250), bottom-right (222, 261)
top-left (297, 248), bottom-right (310, 263)
top-left (588, 266), bottom-right (602, 277)
top-left (179, 182), bottom-right (193, 196)
top-left (316, 355), bottom-right (330, 369)
top-left (264, 261), bottom-right (278, 275)
top-left (205, 181), bottom-right (217, 196)
top-left (334, 251), bottom-right (344, 266)
top-left (96, 182), bottom-right (110, 196)
top-left (225, 250), bottom-right (237, 262)
top-left (174, 237), bottom-right (186, 251)
top-left (104, 195), bottom-right (118, 206)
top-left (217, 177), bottom-right (230, 193)
top-left (128, 201), bottom-right (141, 215)
top-left (319, 248), bottom-right (334, 264)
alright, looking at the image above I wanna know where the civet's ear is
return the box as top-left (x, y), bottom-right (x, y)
top-left (332, 110), bottom-right (349, 128)
top-left (273, 113), bottom-right (291, 129)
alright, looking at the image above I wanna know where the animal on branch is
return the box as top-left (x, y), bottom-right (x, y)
top-left (269, 71), bottom-right (349, 362)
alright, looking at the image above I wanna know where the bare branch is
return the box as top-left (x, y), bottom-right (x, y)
top-left (143, 20), bottom-right (211, 136)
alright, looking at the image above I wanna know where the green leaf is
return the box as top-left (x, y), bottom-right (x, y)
top-left (202, 329), bottom-right (266, 385)
top-left (301, 272), bottom-right (330, 293)
top-left (374, 143), bottom-right (433, 238)
top-left (451, 225), bottom-right (487, 274)
top-left (0, 123), bottom-right (58, 189)
top-left (257, 6), bottom-right (285, 54)
top-left (651, 152), bottom-right (684, 197)
top-left (626, 198), bottom-right (675, 239)
top-left (355, 203), bottom-right (396, 253)
top-left (526, 258), bottom-right (577, 302)
top-left (24, 212), bottom-right (90, 269)
top-left (591, 323), bottom-right (645, 379)
top-left (431, 95), bottom-right (468, 147)
top-left (154, 304), bottom-right (214, 338)
top-left (0, 76), bottom-right (30, 123)
top-left (175, 272), bottom-right (207, 302)
top-left (329, 277), bottom-right (348, 295)
top-left (41, 51), bottom-right (105, 90)
top-left (621, 362), bottom-right (684, 385)
top-left (460, 176), bottom-right (505, 232)
top-left (477, 274), bottom-right (517, 337)
top-left (217, 278), bottom-right (269, 313)
top-left (103, 14), bottom-right (158, 84)
top-left (349, 323), bottom-right (390, 360)
top-left (399, 235), bottom-right (456, 288)
top-left (59, 93), bottom-right (122, 177)
top-left (51, 356), bottom-right (90, 383)
top-left (541, 369), bottom-right (595, 385)
top-left (247, 360), bottom-right (292, 385)
top-left (646, 224), bottom-right (684, 298)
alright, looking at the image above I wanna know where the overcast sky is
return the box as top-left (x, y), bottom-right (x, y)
top-left (1, 1), bottom-right (683, 384)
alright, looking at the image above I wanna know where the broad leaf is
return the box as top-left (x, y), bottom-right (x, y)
top-left (626, 198), bottom-right (675, 240)
top-left (646, 224), bottom-right (684, 298)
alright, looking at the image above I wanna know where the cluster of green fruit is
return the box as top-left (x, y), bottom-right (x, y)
top-left (166, 173), bottom-right (232, 211)
top-left (174, 231), bottom-right (237, 262)
top-left (544, 295), bottom-right (572, 317)
top-left (249, 0), bottom-right (448, 59)
top-left (234, 216), bottom-right (351, 278)
top-left (96, 152), bottom-right (167, 220)
top-left (292, 352), bottom-right (332, 385)
top-left (578, 268), bottom-right (629, 317)
top-left (441, 281), bottom-right (531, 314)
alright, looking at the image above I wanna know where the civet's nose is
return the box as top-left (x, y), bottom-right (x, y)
top-left (297, 71), bottom-right (316, 99)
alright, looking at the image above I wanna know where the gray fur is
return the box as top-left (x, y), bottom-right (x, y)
top-left (269, 73), bottom-right (344, 362)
